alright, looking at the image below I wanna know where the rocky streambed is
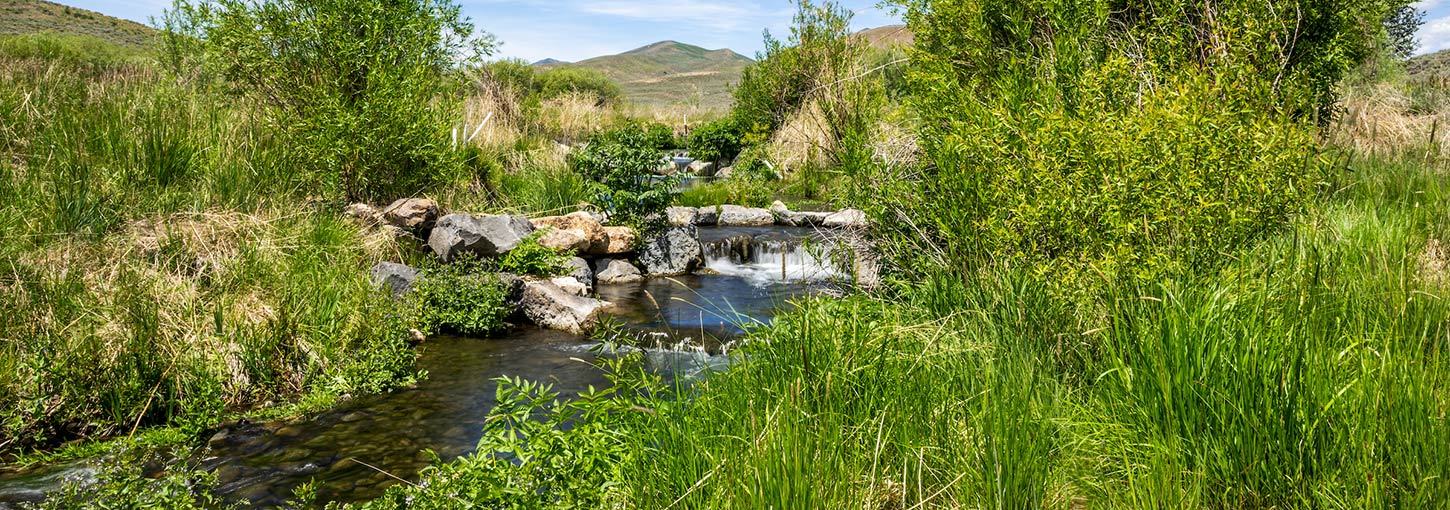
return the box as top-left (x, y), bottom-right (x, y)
top-left (0, 201), bottom-right (867, 509)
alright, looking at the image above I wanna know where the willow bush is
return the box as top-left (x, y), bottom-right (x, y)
top-left (876, 0), bottom-right (1406, 288)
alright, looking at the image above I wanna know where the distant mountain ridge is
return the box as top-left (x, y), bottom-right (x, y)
top-left (0, 0), bottom-right (155, 48)
top-left (1407, 49), bottom-right (1450, 78)
top-left (537, 40), bottom-right (753, 109)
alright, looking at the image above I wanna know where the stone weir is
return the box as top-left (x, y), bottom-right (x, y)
top-left (352, 198), bottom-right (870, 337)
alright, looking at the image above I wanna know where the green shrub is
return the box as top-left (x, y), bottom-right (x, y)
top-left (496, 233), bottom-right (571, 276)
top-left (0, 33), bottom-right (142, 69)
top-left (162, 0), bottom-right (495, 202)
top-left (412, 255), bottom-right (512, 337)
top-left (880, 0), bottom-right (1398, 287)
top-left (686, 118), bottom-right (742, 163)
top-left (569, 124), bottom-right (677, 230)
top-left (536, 67), bottom-right (621, 106)
top-left (640, 121), bottom-right (680, 151)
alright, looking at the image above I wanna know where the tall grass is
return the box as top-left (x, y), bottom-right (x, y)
top-left (0, 34), bottom-right (417, 453)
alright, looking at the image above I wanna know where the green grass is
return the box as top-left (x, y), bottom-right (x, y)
top-left (0, 33), bottom-right (418, 454)
top-left (0, 0), bottom-right (156, 49)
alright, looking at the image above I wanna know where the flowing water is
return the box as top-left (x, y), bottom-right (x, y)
top-left (0, 226), bottom-right (846, 508)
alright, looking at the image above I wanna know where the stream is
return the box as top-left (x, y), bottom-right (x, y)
top-left (0, 226), bottom-right (847, 508)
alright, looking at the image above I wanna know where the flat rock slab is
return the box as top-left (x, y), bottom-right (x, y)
top-left (594, 258), bottom-right (643, 283)
top-left (717, 205), bottom-right (774, 226)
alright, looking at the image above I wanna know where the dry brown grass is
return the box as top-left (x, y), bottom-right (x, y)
top-left (768, 100), bottom-right (836, 172)
top-left (540, 91), bottom-right (619, 142)
top-left (1333, 81), bottom-right (1450, 161)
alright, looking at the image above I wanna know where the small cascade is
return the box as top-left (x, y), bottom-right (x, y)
top-left (702, 230), bottom-right (846, 285)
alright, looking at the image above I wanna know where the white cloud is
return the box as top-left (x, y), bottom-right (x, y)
top-left (1419, 15), bottom-right (1450, 54)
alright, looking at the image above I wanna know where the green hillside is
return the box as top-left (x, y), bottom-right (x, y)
top-left (0, 0), bottom-right (155, 48)
top-left (539, 41), bottom-right (752, 109)
top-left (1407, 49), bottom-right (1450, 78)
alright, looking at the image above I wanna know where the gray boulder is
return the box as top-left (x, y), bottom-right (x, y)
top-left (594, 258), bottom-right (643, 284)
top-left (823, 208), bottom-right (867, 228)
top-left (382, 198), bottom-right (439, 233)
top-left (550, 276), bottom-right (590, 297)
top-left (784, 211), bottom-right (832, 227)
top-left (639, 225), bottom-right (704, 276)
top-left (716, 166), bottom-right (734, 179)
top-left (694, 206), bottom-right (720, 226)
top-left (369, 262), bottom-right (418, 297)
top-left (566, 257), bottom-right (594, 291)
top-left (519, 280), bottom-right (612, 334)
top-left (666, 206), bottom-right (698, 226)
top-left (718, 205), bottom-right (774, 226)
top-left (427, 214), bottom-right (535, 261)
top-left (345, 203), bottom-right (379, 224)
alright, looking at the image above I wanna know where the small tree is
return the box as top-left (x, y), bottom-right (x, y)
top-left (570, 125), bottom-right (677, 232)
top-left (163, 0), bottom-right (495, 201)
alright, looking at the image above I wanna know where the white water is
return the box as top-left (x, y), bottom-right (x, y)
top-left (703, 236), bottom-right (846, 286)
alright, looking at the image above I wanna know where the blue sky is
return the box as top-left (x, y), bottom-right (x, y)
top-left (56, 1), bottom-right (1450, 61)
top-left (60, 0), bottom-right (901, 62)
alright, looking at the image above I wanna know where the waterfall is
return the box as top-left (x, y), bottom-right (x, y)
top-left (702, 231), bottom-right (846, 285)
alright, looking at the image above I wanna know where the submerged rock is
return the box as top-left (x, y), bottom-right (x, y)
top-left (369, 262), bottom-right (418, 297)
top-left (381, 198), bottom-right (439, 234)
top-left (594, 258), bottom-right (643, 283)
top-left (519, 280), bottom-right (611, 334)
top-left (427, 214), bottom-right (535, 261)
top-left (717, 205), bottom-right (774, 226)
top-left (639, 225), bottom-right (703, 276)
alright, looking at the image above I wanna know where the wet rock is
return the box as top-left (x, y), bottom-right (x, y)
top-left (694, 206), bottom-right (720, 226)
top-left (566, 257), bottom-right (594, 291)
top-left (666, 206), bottom-right (698, 226)
top-left (519, 280), bottom-right (612, 334)
top-left (427, 213), bottom-right (535, 261)
top-left (551, 276), bottom-right (590, 296)
top-left (718, 205), bottom-right (774, 226)
top-left (639, 225), bottom-right (703, 276)
top-left (381, 198), bottom-right (439, 234)
top-left (536, 226), bottom-right (591, 253)
top-left (369, 262), bottom-right (418, 297)
top-left (594, 258), bottom-right (643, 284)
top-left (408, 329), bottom-right (426, 345)
top-left (207, 430), bottom-right (230, 448)
top-left (823, 208), bottom-right (867, 228)
top-left (275, 426), bottom-right (302, 438)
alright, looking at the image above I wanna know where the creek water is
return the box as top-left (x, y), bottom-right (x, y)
top-left (0, 226), bottom-right (844, 508)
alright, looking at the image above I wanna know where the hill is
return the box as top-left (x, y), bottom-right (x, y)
top-left (0, 0), bottom-right (155, 48)
top-left (855, 24), bottom-right (913, 50)
top-left (539, 41), bottom-right (752, 110)
top-left (1407, 49), bottom-right (1450, 78)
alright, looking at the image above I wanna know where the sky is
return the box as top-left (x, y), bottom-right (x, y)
top-left (59, 0), bottom-right (902, 62)
top-left (55, 1), bottom-right (1450, 61)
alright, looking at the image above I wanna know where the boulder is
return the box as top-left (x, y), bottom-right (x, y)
top-left (589, 226), bottom-right (637, 255)
top-left (382, 198), bottom-right (439, 233)
top-left (550, 276), bottom-right (590, 297)
top-left (536, 226), bottom-right (590, 253)
top-left (594, 258), bottom-right (643, 284)
top-left (533, 212), bottom-right (603, 239)
top-left (688, 160), bottom-right (716, 176)
top-left (639, 225), bottom-right (704, 276)
top-left (566, 257), bottom-right (594, 291)
top-left (823, 208), bottom-right (868, 228)
top-left (694, 206), bottom-right (720, 226)
top-left (369, 262), bottom-right (418, 297)
top-left (718, 205), bottom-right (774, 226)
top-left (666, 206), bottom-right (698, 226)
top-left (427, 214), bottom-right (535, 261)
top-left (769, 200), bottom-right (791, 215)
top-left (784, 211), bottom-right (832, 227)
top-left (717, 166), bottom-right (734, 179)
top-left (519, 280), bottom-right (611, 334)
